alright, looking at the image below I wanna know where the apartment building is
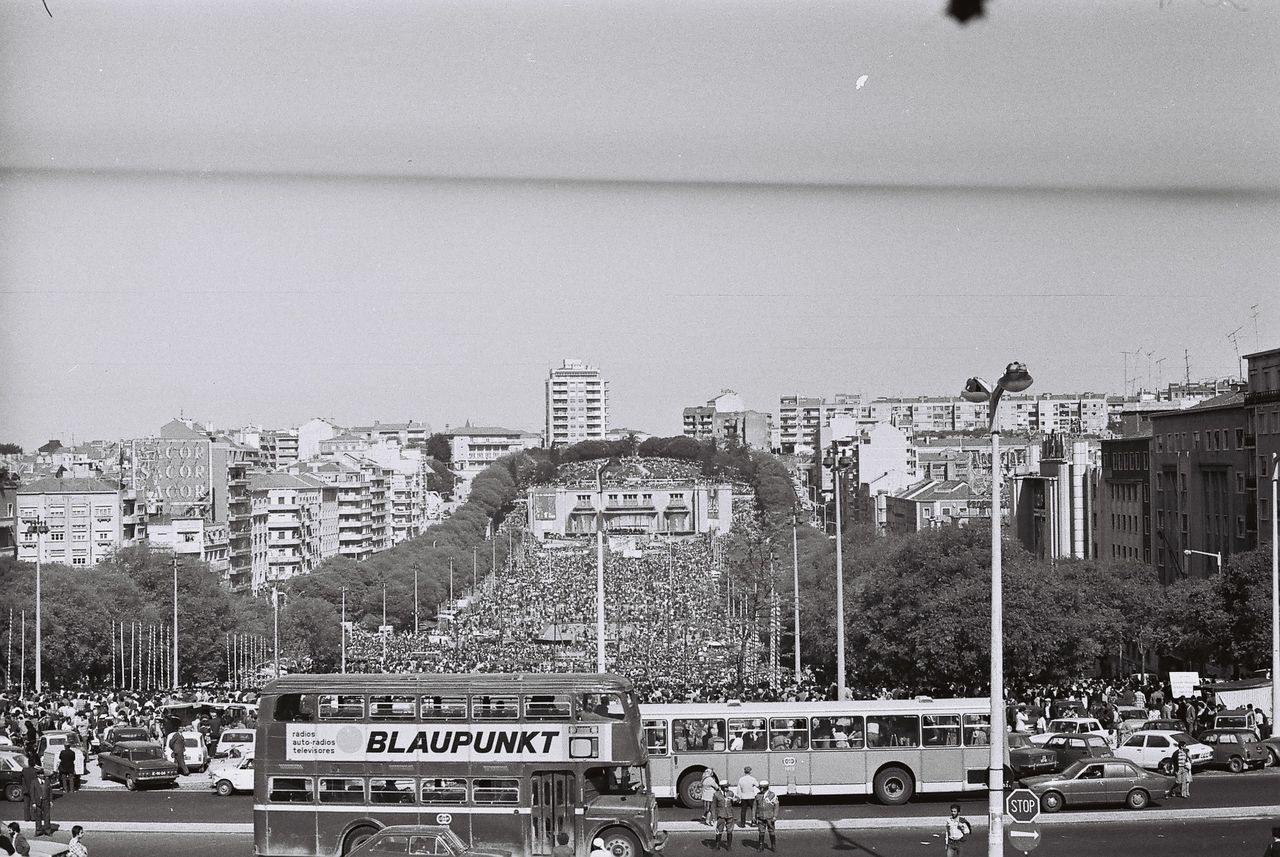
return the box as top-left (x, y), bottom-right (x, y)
top-left (884, 480), bottom-right (984, 535)
top-left (682, 390), bottom-right (773, 449)
top-left (1093, 435), bottom-right (1152, 564)
top-left (16, 476), bottom-right (143, 567)
top-left (777, 394), bottom-right (860, 453)
top-left (1010, 435), bottom-right (1101, 562)
top-left (247, 473), bottom-right (332, 592)
top-left (545, 359), bottom-right (609, 447)
top-left (148, 516), bottom-right (231, 578)
top-left (1245, 347), bottom-right (1280, 547)
top-left (351, 421), bottom-right (431, 448)
top-left (446, 425), bottom-right (542, 500)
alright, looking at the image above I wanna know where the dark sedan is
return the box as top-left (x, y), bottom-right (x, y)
top-left (1023, 758), bottom-right (1173, 812)
top-left (347, 825), bottom-right (511, 857)
top-left (1007, 733), bottom-right (1058, 781)
top-left (1263, 736), bottom-right (1280, 767)
top-left (97, 740), bottom-right (180, 791)
top-left (1197, 729), bottom-right (1268, 772)
top-left (1041, 733), bottom-right (1113, 772)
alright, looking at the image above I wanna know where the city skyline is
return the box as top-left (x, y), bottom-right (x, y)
top-left (2, 1), bottom-right (1278, 451)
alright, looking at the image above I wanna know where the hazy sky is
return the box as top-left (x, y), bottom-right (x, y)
top-left (2, 0), bottom-right (1278, 448)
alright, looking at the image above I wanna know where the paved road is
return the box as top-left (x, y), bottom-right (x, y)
top-left (13, 817), bottom-right (1280, 856)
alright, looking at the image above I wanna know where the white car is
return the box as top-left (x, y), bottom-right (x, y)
top-left (37, 731), bottom-right (88, 780)
top-left (165, 731), bottom-right (208, 773)
top-left (213, 728), bottom-right (255, 759)
top-left (208, 755), bottom-right (254, 796)
top-left (1028, 718), bottom-right (1113, 748)
top-left (1112, 730), bottom-right (1213, 773)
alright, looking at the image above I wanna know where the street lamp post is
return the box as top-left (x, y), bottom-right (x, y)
top-left (824, 443), bottom-right (850, 700)
top-left (792, 517), bottom-right (802, 683)
top-left (340, 587), bottom-right (347, 674)
top-left (172, 554), bottom-right (179, 689)
top-left (1271, 453), bottom-right (1278, 730)
top-left (413, 563), bottom-right (420, 634)
top-left (25, 518), bottom-right (49, 691)
top-left (962, 361), bottom-right (1033, 857)
top-left (1182, 548), bottom-right (1223, 574)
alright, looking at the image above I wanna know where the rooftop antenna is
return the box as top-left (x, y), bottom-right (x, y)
top-left (1184, 349), bottom-right (1191, 387)
top-left (1120, 349), bottom-right (1143, 397)
top-left (1250, 304), bottom-right (1261, 350)
top-left (1154, 357), bottom-right (1167, 391)
top-left (1227, 326), bottom-right (1244, 380)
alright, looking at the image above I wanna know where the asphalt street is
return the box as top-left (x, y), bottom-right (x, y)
top-left (12, 818), bottom-right (1280, 857)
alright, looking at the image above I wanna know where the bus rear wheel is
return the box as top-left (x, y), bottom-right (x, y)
top-left (598, 828), bottom-right (641, 857)
top-left (872, 766), bottom-right (914, 806)
top-left (677, 770), bottom-right (705, 809)
top-left (342, 826), bottom-right (379, 855)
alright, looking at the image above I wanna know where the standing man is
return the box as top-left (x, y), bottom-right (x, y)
top-left (19, 757), bottom-right (39, 824)
top-left (168, 730), bottom-right (189, 777)
top-left (31, 770), bottom-right (54, 837)
top-left (1165, 740), bottom-right (1192, 799)
top-left (58, 743), bottom-right (78, 794)
top-left (66, 825), bottom-right (88, 857)
top-left (736, 766), bottom-right (759, 829)
top-left (753, 780), bottom-right (779, 852)
top-left (712, 781), bottom-right (735, 850)
top-left (943, 803), bottom-right (971, 857)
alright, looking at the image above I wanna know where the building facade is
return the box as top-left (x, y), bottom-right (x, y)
top-left (1244, 347), bottom-right (1280, 547)
top-left (682, 390), bottom-right (773, 449)
top-left (446, 426), bottom-right (543, 499)
top-left (1093, 435), bottom-right (1152, 564)
top-left (545, 359), bottom-right (609, 447)
top-left (525, 481), bottom-right (734, 539)
top-left (1010, 436), bottom-right (1100, 562)
top-left (16, 477), bottom-right (141, 567)
top-left (884, 480), bottom-right (984, 535)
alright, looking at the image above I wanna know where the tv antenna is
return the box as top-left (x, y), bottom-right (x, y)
top-left (1120, 349), bottom-right (1143, 397)
top-left (1227, 326), bottom-right (1244, 380)
top-left (1250, 304), bottom-right (1261, 350)
top-left (1154, 356), bottom-right (1167, 391)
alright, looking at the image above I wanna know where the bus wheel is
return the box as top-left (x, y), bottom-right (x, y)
top-left (342, 826), bottom-right (379, 855)
top-left (676, 770), bottom-right (704, 809)
top-left (598, 828), bottom-right (641, 857)
top-left (872, 766), bottom-right (914, 806)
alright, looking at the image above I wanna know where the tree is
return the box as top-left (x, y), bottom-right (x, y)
top-left (281, 595), bottom-right (342, 672)
top-left (1213, 548), bottom-right (1274, 674)
top-left (425, 433), bottom-right (452, 463)
top-left (0, 442), bottom-right (22, 455)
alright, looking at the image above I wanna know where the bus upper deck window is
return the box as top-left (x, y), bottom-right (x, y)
top-left (473, 695), bottom-right (519, 721)
top-left (524, 694), bottom-right (571, 719)
top-left (579, 693), bottom-right (626, 721)
top-left (319, 694), bottom-right (366, 721)
top-left (273, 694), bottom-right (315, 723)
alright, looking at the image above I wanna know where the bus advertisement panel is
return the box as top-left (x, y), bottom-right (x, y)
top-left (254, 673), bottom-right (664, 857)
top-left (640, 697), bottom-right (993, 807)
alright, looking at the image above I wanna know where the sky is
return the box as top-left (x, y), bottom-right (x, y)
top-left (1, 0), bottom-right (1278, 449)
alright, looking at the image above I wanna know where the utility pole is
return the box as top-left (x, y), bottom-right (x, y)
top-left (1185, 349), bottom-right (1191, 387)
top-left (172, 554), bottom-right (179, 689)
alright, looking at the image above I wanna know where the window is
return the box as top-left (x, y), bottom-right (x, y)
top-left (584, 765), bottom-right (646, 798)
top-left (922, 714), bottom-right (961, 746)
top-left (810, 716), bottom-right (863, 750)
top-left (318, 694), bottom-right (365, 721)
top-left (1122, 735), bottom-right (1144, 748)
top-left (727, 718), bottom-right (768, 751)
top-left (867, 714), bottom-right (919, 748)
top-left (319, 777), bottom-right (365, 803)
top-left (72, 557), bottom-right (87, 566)
top-left (524, 694), bottom-right (571, 719)
top-left (370, 695), bottom-right (417, 721)
top-left (49, 532), bottom-right (65, 542)
top-left (963, 714), bottom-right (991, 746)
top-left (472, 778), bottom-right (520, 805)
top-left (366, 834), bottom-right (410, 854)
top-left (578, 693), bottom-right (626, 720)
top-left (642, 720), bottom-right (668, 757)
top-left (268, 776), bottom-right (312, 803)
top-left (472, 695), bottom-right (518, 721)
top-left (671, 718), bottom-right (726, 752)
top-left (1146, 735), bottom-right (1170, 748)
top-left (768, 718), bottom-right (808, 750)
top-left (420, 777), bottom-right (467, 805)
top-left (370, 778), bottom-right (416, 805)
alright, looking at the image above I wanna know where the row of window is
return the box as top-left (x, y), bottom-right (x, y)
top-left (643, 713), bottom-right (993, 755)
top-left (269, 776), bottom-right (518, 806)
top-left (273, 692), bottom-right (627, 724)
top-left (1154, 428), bottom-right (1246, 454)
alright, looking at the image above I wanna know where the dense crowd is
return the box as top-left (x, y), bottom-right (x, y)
top-left (552, 458), bottom-right (708, 486)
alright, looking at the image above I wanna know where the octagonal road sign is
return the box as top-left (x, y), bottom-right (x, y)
top-left (1006, 788), bottom-right (1041, 823)
top-left (1008, 822), bottom-right (1041, 853)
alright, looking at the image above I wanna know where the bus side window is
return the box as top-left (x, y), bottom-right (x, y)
top-left (473, 695), bottom-right (519, 721)
top-left (318, 694), bottom-right (365, 721)
top-left (272, 694), bottom-right (315, 723)
top-left (420, 696), bottom-right (467, 721)
top-left (269, 776), bottom-right (313, 803)
top-left (578, 693), bottom-right (626, 721)
top-left (524, 694), bottom-right (572, 719)
top-left (671, 718), bottom-right (725, 752)
top-left (923, 715), bottom-right (961, 746)
top-left (728, 718), bottom-right (768, 752)
top-left (963, 714), bottom-right (990, 746)
top-left (642, 720), bottom-right (668, 757)
top-left (867, 715), bottom-right (919, 749)
top-left (768, 718), bottom-right (809, 750)
top-left (473, 778), bottom-right (520, 805)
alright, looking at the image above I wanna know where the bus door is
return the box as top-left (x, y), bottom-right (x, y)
top-left (726, 717), bottom-right (770, 797)
top-left (530, 771), bottom-right (576, 856)
top-left (642, 719), bottom-right (677, 800)
top-left (765, 718), bottom-right (810, 795)
top-left (920, 715), bottom-right (964, 789)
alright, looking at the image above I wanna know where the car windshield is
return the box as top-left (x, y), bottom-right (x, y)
top-left (1007, 735), bottom-right (1031, 749)
top-left (1047, 721), bottom-right (1074, 731)
top-left (439, 829), bottom-right (466, 852)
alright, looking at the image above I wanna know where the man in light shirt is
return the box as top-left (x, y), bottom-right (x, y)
top-left (736, 766), bottom-right (759, 828)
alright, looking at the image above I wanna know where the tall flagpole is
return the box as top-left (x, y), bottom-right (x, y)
top-left (173, 556), bottom-right (179, 689)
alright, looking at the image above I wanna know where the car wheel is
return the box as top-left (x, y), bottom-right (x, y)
top-left (1268, 747), bottom-right (1280, 767)
top-left (598, 828), bottom-right (641, 857)
top-left (3, 783), bottom-right (22, 802)
top-left (341, 826), bottom-right (379, 856)
top-left (1157, 758), bottom-right (1174, 775)
top-left (873, 765), bottom-right (915, 806)
top-left (1126, 788), bottom-right (1150, 810)
top-left (1040, 791), bottom-right (1064, 813)
top-left (1229, 755), bottom-right (1245, 773)
top-left (676, 770), bottom-right (704, 810)
top-left (215, 779), bottom-right (234, 797)
top-left (125, 774), bottom-right (139, 791)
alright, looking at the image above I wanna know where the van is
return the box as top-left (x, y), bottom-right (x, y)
top-left (1213, 708), bottom-right (1260, 738)
top-left (214, 729), bottom-right (256, 759)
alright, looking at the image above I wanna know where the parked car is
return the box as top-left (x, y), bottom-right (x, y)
top-left (97, 741), bottom-right (181, 791)
top-left (345, 825), bottom-right (512, 857)
top-left (0, 749), bottom-right (27, 802)
top-left (213, 728), bottom-right (255, 759)
top-left (208, 754), bottom-right (254, 796)
top-left (164, 730), bottom-right (208, 773)
top-left (1212, 708), bottom-right (1261, 738)
top-left (1196, 728), bottom-right (1268, 772)
top-left (1048, 699), bottom-right (1088, 719)
top-left (1006, 733), bottom-right (1058, 782)
top-left (102, 725), bottom-right (152, 751)
top-left (1040, 733), bottom-right (1113, 772)
top-left (1023, 758), bottom-right (1173, 812)
top-left (1113, 730), bottom-right (1213, 773)
top-left (1028, 718), bottom-right (1112, 748)
top-left (1261, 735), bottom-right (1280, 767)
top-left (37, 731), bottom-right (87, 782)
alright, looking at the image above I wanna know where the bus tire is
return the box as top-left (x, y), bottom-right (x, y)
top-left (872, 765), bottom-right (914, 806)
top-left (342, 825), bottom-right (379, 855)
top-left (677, 769), bottom-right (705, 809)
top-left (597, 827), bottom-right (641, 857)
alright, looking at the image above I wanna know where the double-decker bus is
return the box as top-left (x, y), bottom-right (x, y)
top-left (640, 697), bottom-right (994, 807)
top-left (255, 673), bottom-right (664, 857)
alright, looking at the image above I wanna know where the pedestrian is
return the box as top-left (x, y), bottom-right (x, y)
top-left (57, 744), bottom-right (77, 794)
top-left (5, 823), bottom-right (28, 857)
top-left (943, 803), bottom-right (971, 857)
top-left (0, 826), bottom-right (12, 857)
top-left (1264, 825), bottom-right (1280, 857)
top-left (753, 780), bottom-right (779, 852)
top-left (712, 781), bottom-right (736, 850)
top-left (168, 729), bottom-right (189, 776)
top-left (18, 759), bottom-right (38, 824)
top-left (30, 772), bottom-right (53, 837)
top-left (66, 825), bottom-right (88, 857)
top-left (700, 768), bottom-right (718, 825)
top-left (735, 765), bottom-right (759, 828)
top-left (1165, 740), bottom-right (1192, 799)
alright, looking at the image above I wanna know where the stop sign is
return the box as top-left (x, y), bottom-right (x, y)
top-left (1006, 788), bottom-right (1040, 823)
